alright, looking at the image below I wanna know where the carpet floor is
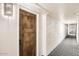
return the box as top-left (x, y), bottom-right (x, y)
top-left (49, 38), bottom-right (79, 56)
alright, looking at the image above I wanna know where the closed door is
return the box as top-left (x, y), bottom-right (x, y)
top-left (19, 9), bottom-right (36, 56)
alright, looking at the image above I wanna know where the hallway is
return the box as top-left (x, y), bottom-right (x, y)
top-left (49, 38), bottom-right (79, 56)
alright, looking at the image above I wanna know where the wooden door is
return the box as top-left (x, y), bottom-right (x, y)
top-left (19, 9), bottom-right (36, 56)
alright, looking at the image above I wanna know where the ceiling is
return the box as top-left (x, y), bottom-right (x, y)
top-left (38, 3), bottom-right (79, 20)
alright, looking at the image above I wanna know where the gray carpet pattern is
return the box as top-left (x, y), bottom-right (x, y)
top-left (49, 38), bottom-right (79, 56)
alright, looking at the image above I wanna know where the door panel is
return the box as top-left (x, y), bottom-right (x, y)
top-left (19, 9), bottom-right (36, 56)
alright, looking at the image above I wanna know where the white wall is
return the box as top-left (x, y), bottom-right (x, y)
top-left (0, 3), bottom-right (67, 56)
top-left (0, 4), bottom-right (18, 56)
top-left (46, 15), bottom-right (66, 55)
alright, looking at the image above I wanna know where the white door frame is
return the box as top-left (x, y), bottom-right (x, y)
top-left (76, 16), bottom-right (79, 44)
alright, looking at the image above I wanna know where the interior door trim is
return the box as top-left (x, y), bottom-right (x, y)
top-left (18, 5), bottom-right (39, 56)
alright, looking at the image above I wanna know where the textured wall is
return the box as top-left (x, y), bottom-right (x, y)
top-left (46, 15), bottom-right (66, 55)
top-left (0, 4), bottom-right (18, 56)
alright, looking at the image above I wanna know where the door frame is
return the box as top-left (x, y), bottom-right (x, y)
top-left (18, 5), bottom-right (39, 56)
top-left (76, 16), bottom-right (79, 44)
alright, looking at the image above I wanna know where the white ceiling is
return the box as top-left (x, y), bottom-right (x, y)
top-left (38, 3), bottom-right (79, 20)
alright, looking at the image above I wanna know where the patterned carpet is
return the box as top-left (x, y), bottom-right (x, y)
top-left (49, 38), bottom-right (79, 56)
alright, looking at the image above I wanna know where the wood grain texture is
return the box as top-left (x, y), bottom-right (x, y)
top-left (19, 9), bottom-right (36, 56)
